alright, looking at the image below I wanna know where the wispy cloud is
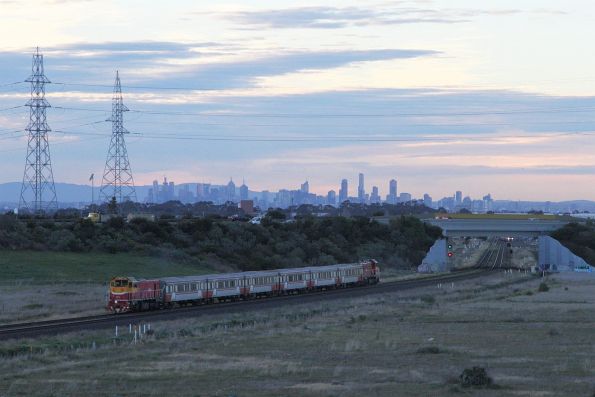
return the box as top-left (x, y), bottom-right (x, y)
top-left (0, 43), bottom-right (438, 91)
top-left (209, 5), bottom-right (566, 30)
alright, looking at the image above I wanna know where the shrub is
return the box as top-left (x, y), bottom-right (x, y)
top-left (421, 295), bottom-right (436, 305)
top-left (459, 367), bottom-right (492, 388)
top-left (416, 346), bottom-right (441, 354)
top-left (538, 282), bottom-right (549, 292)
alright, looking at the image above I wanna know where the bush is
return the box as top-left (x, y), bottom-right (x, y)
top-left (459, 367), bottom-right (492, 388)
top-left (416, 346), bottom-right (441, 354)
top-left (421, 295), bottom-right (436, 305)
top-left (538, 282), bottom-right (549, 292)
top-left (0, 215), bottom-right (441, 272)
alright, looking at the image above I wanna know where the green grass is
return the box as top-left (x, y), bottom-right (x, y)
top-left (0, 251), bottom-right (212, 283)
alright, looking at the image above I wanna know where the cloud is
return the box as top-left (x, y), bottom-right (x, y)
top-left (212, 5), bottom-right (566, 30)
top-left (218, 6), bottom-right (467, 29)
top-left (0, 43), bottom-right (438, 91)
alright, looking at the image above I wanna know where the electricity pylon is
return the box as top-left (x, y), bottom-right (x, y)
top-left (19, 47), bottom-right (58, 214)
top-left (99, 71), bottom-right (137, 204)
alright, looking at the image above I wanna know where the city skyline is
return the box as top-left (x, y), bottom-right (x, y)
top-left (1, 1), bottom-right (595, 201)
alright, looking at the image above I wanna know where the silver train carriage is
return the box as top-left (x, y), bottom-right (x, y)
top-left (160, 259), bottom-right (379, 307)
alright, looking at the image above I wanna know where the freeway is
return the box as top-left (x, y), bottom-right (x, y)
top-left (0, 268), bottom-right (494, 341)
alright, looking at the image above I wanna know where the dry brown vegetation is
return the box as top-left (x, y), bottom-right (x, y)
top-left (1, 271), bottom-right (594, 396)
top-left (0, 283), bottom-right (106, 324)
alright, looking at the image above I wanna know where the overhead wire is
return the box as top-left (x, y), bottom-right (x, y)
top-left (48, 105), bottom-right (595, 118)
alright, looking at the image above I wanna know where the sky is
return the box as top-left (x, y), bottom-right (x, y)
top-left (1, 0), bottom-right (595, 201)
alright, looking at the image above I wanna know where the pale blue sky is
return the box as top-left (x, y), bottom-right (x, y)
top-left (1, 0), bottom-right (594, 200)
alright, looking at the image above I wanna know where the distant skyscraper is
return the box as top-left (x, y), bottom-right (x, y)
top-left (358, 173), bottom-right (365, 203)
top-left (227, 178), bottom-right (236, 202)
top-left (300, 181), bottom-right (309, 194)
top-left (370, 186), bottom-right (380, 204)
top-left (161, 177), bottom-right (169, 202)
top-left (152, 180), bottom-right (159, 202)
top-left (399, 192), bottom-right (412, 203)
top-left (196, 183), bottom-right (211, 201)
top-left (339, 179), bottom-right (348, 203)
top-left (423, 193), bottom-right (432, 208)
top-left (261, 190), bottom-right (270, 209)
top-left (168, 181), bottom-right (175, 201)
top-left (327, 190), bottom-right (336, 206)
top-left (240, 179), bottom-right (249, 201)
top-left (483, 193), bottom-right (493, 212)
top-left (455, 191), bottom-right (462, 206)
top-left (386, 179), bottom-right (397, 204)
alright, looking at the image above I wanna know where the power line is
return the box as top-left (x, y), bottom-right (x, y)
top-left (0, 105), bottom-right (24, 112)
top-left (0, 81), bottom-right (23, 87)
top-left (43, 129), bottom-right (595, 143)
top-left (50, 104), bottom-right (595, 118)
top-left (51, 81), bottom-right (219, 91)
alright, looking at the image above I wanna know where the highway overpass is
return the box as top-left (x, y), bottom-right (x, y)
top-left (425, 218), bottom-right (570, 237)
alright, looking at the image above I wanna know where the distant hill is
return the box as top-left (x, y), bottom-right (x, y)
top-left (0, 182), bottom-right (152, 206)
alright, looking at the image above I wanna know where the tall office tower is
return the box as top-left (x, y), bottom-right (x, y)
top-left (423, 193), bottom-right (432, 208)
top-left (240, 179), bottom-right (249, 201)
top-left (370, 186), bottom-right (380, 203)
top-left (168, 181), bottom-right (175, 200)
top-left (300, 180), bottom-right (309, 194)
top-left (386, 179), bottom-right (397, 204)
top-left (195, 183), bottom-right (204, 199)
top-left (455, 191), bottom-right (463, 206)
top-left (399, 192), bottom-right (412, 202)
top-left (327, 190), bottom-right (336, 206)
top-left (152, 180), bottom-right (159, 202)
top-left (261, 190), bottom-right (270, 209)
top-left (19, 48), bottom-right (58, 213)
top-left (357, 173), bottom-right (365, 203)
top-left (339, 179), bottom-right (348, 203)
top-left (226, 178), bottom-right (236, 202)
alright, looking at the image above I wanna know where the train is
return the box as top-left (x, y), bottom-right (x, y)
top-left (107, 259), bottom-right (380, 313)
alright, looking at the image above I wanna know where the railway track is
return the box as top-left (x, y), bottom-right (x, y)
top-left (0, 268), bottom-right (493, 340)
top-left (476, 238), bottom-right (507, 270)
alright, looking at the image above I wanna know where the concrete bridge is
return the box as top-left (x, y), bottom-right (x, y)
top-left (425, 218), bottom-right (570, 238)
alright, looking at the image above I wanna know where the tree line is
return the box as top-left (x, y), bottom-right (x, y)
top-left (0, 213), bottom-right (442, 271)
top-left (550, 221), bottom-right (595, 266)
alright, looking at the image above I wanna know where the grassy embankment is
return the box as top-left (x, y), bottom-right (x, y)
top-left (0, 272), bottom-right (593, 396)
top-left (0, 250), bottom-right (210, 284)
top-left (0, 251), bottom-right (212, 323)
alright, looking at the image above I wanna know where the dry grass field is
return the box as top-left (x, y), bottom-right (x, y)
top-left (1, 271), bottom-right (594, 396)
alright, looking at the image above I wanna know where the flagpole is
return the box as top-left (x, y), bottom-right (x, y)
top-left (90, 174), bottom-right (94, 206)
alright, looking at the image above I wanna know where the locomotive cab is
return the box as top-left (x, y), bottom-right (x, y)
top-left (107, 276), bottom-right (136, 313)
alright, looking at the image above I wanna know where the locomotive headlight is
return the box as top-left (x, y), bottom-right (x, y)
top-left (114, 300), bottom-right (118, 304)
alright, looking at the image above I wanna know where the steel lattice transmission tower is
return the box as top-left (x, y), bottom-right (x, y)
top-left (100, 71), bottom-right (137, 203)
top-left (19, 47), bottom-right (58, 214)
